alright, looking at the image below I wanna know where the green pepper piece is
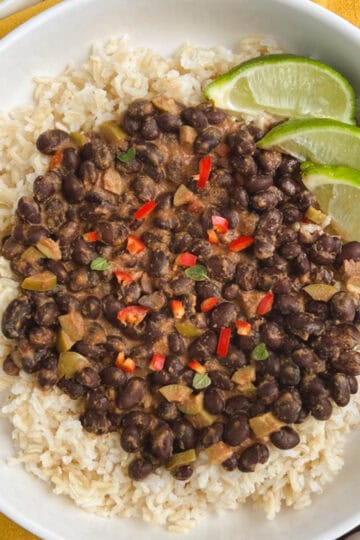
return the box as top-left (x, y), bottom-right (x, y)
top-left (175, 321), bottom-right (203, 338)
top-left (166, 449), bottom-right (197, 470)
top-left (58, 351), bottom-right (90, 379)
top-left (99, 121), bottom-right (126, 144)
top-left (21, 271), bottom-right (57, 292)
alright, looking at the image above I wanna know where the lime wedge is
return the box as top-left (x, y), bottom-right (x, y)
top-left (301, 162), bottom-right (360, 241)
top-left (258, 119), bottom-right (360, 169)
top-left (204, 54), bottom-right (356, 124)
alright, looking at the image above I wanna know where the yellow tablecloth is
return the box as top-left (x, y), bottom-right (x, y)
top-left (0, 0), bottom-right (359, 538)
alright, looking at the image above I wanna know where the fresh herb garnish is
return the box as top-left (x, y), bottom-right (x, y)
top-left (90, 257), bottom-right (110, 271)
top-left (185, 264), bottom-right (208, 281)
top-left (192, 372), bottom-right (212, 390)
top-left (251, 342), bottom-right (269, 361)
top-left (117, 147), bottom-right (136, 163)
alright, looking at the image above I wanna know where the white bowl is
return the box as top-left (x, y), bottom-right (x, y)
top-left (0, 0), bottom-right (37, 18)
top-left (0, 1), bottom-right (360, 539)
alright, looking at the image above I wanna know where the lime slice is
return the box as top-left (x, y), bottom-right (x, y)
top-left (204, 54), bottom-right (356, 124)
top-left (258, 118), bottom-right (360, 169)
top-left (301, 162), bottom-right (360, 241)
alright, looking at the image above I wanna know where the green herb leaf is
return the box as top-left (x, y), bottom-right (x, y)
top-left (90, 257), bottom-right (110, 271)
top-left (251, 342), bottom-right (269, 361)
top-left (192, 373), bottom-right (212, 390)
top-left (117, 147), bottom-right (136, 163)
top-left (185, 264), bottom-right (208, 281)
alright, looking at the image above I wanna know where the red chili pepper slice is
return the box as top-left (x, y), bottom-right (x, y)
top-left (216, 327), bottom-right (231, 357)
top-left (134, 200), bottom-right (157, 220)
top-left (114, 271), bottom-right (133, 285)
top-left (83, 231), bottom-right (99, 243)
top-left (127, 234), bottom-right (145, 255)
top-left (207, 229), bottom-right (218, 244)
top-left (50, 150), bottom-right (63, 169)
top-left (197, 155), bottom-right (212, 189)
top-left (200, 297), bottom-right (219, 313)
top-left (170, 300), bottom-right (185, 319)
top-left (188, 360), bottom-right (207, 374)
top-left (176, 252), bottom-right (197, 267)
top-left (117, 305), bottom-right (149, 326)
top-left (150, 353), bottom-right (166, 371)
top-left (115, 354), bottom-right (136, 373)
top-left (211, 215), bottom-right (229, 234)
top-left (229, 236), bottom-right (254, 252)
top-left (256, 292), bottom-right (274, 315)
top-left (235, 320), bottom-right (252, 335)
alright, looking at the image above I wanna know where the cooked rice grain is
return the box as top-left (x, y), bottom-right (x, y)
top-left (0, 37), bottom-right (359, 532)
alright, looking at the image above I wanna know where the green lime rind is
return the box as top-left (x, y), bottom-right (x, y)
top-left (204, 54), bottom-right (356, 124)
top-left (301, 162), bottom-right (360, 242)
top-left (301, 162), bottom-right (360, 188)
top-left (257, 118), bottom-right (360, 168)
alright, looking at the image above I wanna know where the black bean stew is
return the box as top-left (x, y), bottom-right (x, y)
top-left (2, 96), bottom-right (360, 482)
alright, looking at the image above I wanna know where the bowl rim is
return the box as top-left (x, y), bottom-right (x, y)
top-left (1, 0), bottom-right (360, 539)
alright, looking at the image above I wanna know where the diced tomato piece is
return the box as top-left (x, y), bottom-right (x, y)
top-left (170, 300), bottom-right (185, 319)
top-left (211, 215), bottom-right (229, 234)
top-left (49, 150), bottom-right (63, 169)
top-left (188, 360), bottom-right (206, 374)
top-left (229, 236), bottom-right (254, 252)
top-left (176, 252), bottom-right (197, 267)
top-left (235, 320), bottom-right (252, 335)
top-left (256, 292), bottom-right (274, 315)
top-left (115, 354), bottom-right (136, 373)
top-left (134, 200), bottom-right (157, 220)
top-left (127, 234), bottom-right (145, 255)
top-left (117, 305), bottom-right (149, 325)
top-left (83, 231), bottom-right (99, 243)
top-left (197, 155), bottom-right (212, 189)
top-left (150, 353), bottom-right (166, 371)
top-left (214, 143), bottom-right (230, 157)
top-left (200, 297), bottom-right (219, 313)
top-left (114, 271), bottom-right (133, 285)
top-left (207, 229), bottom-right (218, 244)
top-left (216, 327), bottom-right (231, 357)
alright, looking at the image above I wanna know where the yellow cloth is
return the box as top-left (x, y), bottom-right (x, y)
top-left (0, 0), bottom-right (359, 538)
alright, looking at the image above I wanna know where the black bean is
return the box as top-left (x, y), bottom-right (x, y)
top-left (223, 414), bottom-right (249, 446)
top-left (171, 418), bottom-right (196, 451)
top-left (348, 375), bottom-right (358, 394)
top-left (33, 173), bottom-right (58, 202)
top-left (188, 331), bottom-right (217, 360)
top-left (157, 113), bottom-right (182, 133)
top-left (3, 355), bottom-right (20, 376)
top-left (293, 190), bottom-right (316, 211)
top-left (221, 455), bottom-right (238, 471)
top-left (337, 241), bottom-right (360, 265)
top-left (234, 264), bottom-right (258, 290)
top-left (273, 391), bottom-right (302, 424)
top-left (331, 373), bottom-right (351, 407)
top-left (225, 395), bottom-right (250, 416)
top-left (253, 235), bottom-right (276, 260)
top-left (100, 367), bottom-right (126, 388)
top-left (292, 347), bottom-right (317, 370)
top-left (166, 333), bottom-right (185, 355)
top-left (171, 465), bottom-right (193, 481)
top-left (132, 175), bottom-right (156, 202)
top-left (248, 401), bottom-right (267, 418)
top-left (252, 186), bottom-right (283, 211)
top-left (332, 350), bottom-right (360, 376)
top-left (256, 150), bottom-right (282, 174)
top-left (194, 127), bottom-right (221, 154)
top-left (280, 242), bottom-right (302, 261)
top-left (203, 387), bottom-right (225, 415)
top-left (127, 99), bottom-right (154, 118)
top-left (57, 378), bottom-right (86, 399)
top-left (282, 203), bottom-right (303, 224)
top-left (279, 361), bottom-right (301, 386)
top-left (71, 237), bottom-right (96, 265)
top-left (277, 175), bottom-right (300, 197)
top-left (310, 398), bottom-right (333, 420)
top-left (141, 116), bottom-right (160, 140)
top-left (2, 297), bottom-right (32, 339)
top-left (28, 326), bottom-right (55, 349)
top-left (238, 443), bottom-right (269, 472)
top-left (229, 128), bottom-right (255, 156)
top-left (37, 368), bottom-right (58, 389)
top-left (260, 321), bottom-right (284, 350)
top-left (181, 107), bottom-right (208, 130)
top-left (256, 209), bottom-right (283, 236)
top-left (287, 312), bottom-right (324, 338)
top-left (309, 234), bottom-right (342, 265)
top-left (200, 104), bottom-right (227, 125)
top-left (198, 422), bottom-right (224, 448)
top-left (36, 129), bottom-right (70, 154)
top-left (75, 367), bottom-right (101, 389)
top-left (233, 186), bottom-right (249, 209)
top-left (86, 139), bottom-right (113, 170)
top-left (121, 426), bottom-right (141, 453)
top-left (274, 294), bottom-right (303, 315)
top-left (55, 293), bottom-right (81, 314)
top-left (255, 353), bottom-right (280, 378)
top-left (136, 142), bottom-right (163, 168)
top-left (81, 409), bottom-right (111, 435)
top-left (330, 291), bottom-right (356, 322)
top-left (157, 401), bottom-right (179, 422)
top-left (278, 156), bottom-right (300, 176)
top-left (208, 370), bottom-right (232, 391)
top-left (128, 457), bottom-right (153, 480)
top-left (167, 276), bottom-right (193, 296)
top-left (121, 411), bottom-right (151, 431)
top-left (80, 296), bottom-right (101, 319)
top-left (148, 423), bottom-right (174, 461)
top-left (122, 112), bottom-right (141, 135)
top-left (257, 376), bottom-right (279, 405)
top-left (17, 196), bottom-right (41, 224)
top-left (117, 377), bottom-right (146, 409)
top-left (270, 427), bottom-right (300, 449)
top-left (87, 388), bottom-right (110, 412)
top-left (223, 283), bottom-right (240, 300)
top-left (61, 174), bottom-right (85, 203)
top-left (245, 175), bottom-right (273, 194)
top-left (210, 302), bottom-right (237, 329)
top-left (195, 281), bottom-right (221, 301)
top-left (34, 301), bottom-right (59, 327)
top-left (207, 255), bottom-right (235, 281)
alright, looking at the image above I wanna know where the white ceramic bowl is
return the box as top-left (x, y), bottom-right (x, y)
top-left (0, 1), bottom-right (360, 539)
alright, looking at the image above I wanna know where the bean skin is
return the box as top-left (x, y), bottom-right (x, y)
top-left (331, 373), bottom-right (351, 407)
top-left (223, 414), bottom-right (250, 446)
top-left (2, 298), bottom-right (32, 339)
top-left (36, 129), bottom-right (70, 154)
top-left (128, 457), bottom-right (153, 480)
top-left (238, 443), bottom-right (269, 472)
top-left (204, 387), bottom-right (225, 415)
top-left (270, 427), bottom-right (300, 449)
top-left (148, 423), bottom-right (174, 461)
top-left (117, 377), bottom-right (146, 409)
top-left (121, 426), bottom-right (141, 453)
